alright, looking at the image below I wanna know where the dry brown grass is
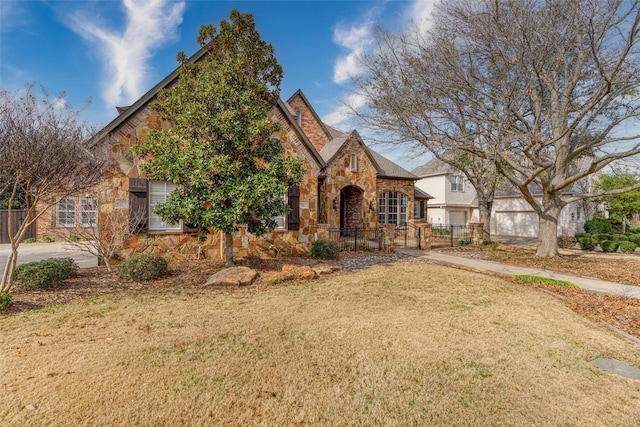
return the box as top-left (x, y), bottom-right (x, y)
top-left (2, 262), bottom-right (640, 426)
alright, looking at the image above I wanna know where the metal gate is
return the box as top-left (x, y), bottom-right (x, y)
top-left (328, 227), bottom-right (384, 251)
top-left (393, 224), bottom-right (421, 249)
top-left (0, 210), bottom-right (36, 243)
top-left (431, 224), bottom-right (474, 247)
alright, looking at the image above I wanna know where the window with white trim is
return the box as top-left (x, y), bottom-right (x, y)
top-left (149, 181), bottom-right (181, 231)
top-left (350, 153), bottom-right (358, 172)
top-left (80, 198), bottom-right (98, 227)
top-left (451, 174), bottom-right (464, 192)
top-left (414, 200), bottom-right (423, 219)
top-left (56, 197), bottom-right (76, 227)
top-left (378, 192), bottom-right (408, 225)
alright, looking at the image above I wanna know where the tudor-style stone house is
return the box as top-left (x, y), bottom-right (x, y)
top-left (35, 49), bottom-right (431, 261)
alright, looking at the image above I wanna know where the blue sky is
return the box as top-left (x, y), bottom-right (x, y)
top-left (0, 0), bottom-right (438, 169)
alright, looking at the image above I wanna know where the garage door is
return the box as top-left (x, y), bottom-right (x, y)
top-left (495, 212), bottom-right (539, 237)
top-left (449, 211), bottom-right (467, 225)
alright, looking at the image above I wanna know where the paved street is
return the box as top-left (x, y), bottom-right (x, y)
top-left (0, 242), bottom-right (98, 277)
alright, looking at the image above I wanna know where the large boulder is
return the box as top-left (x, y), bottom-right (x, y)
top-left (205, 267), bottom-right (257, 286)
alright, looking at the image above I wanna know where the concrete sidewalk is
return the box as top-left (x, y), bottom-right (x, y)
top-left (399, 249), bottom-right (640, 300)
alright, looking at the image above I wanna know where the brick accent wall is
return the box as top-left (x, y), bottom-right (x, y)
top-left (287, 94), bottom-right (330, 152)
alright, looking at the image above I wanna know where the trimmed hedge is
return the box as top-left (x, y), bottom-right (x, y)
top-left (600, 240), bottom-right (620, 253)
top-left (13, 259), bottom-right (69, 291)
top-left (611, 234), bottom-right (629, 242)
top-left (310, 240), bottom-right (340, 260)
top-left (618, 241), bottom-right (637, 253)
top-left (0, 291), bottom-right (12, 311)
top-left (627, 234), bottom-right (640, 245)
top-left (593, 233), bottom-right (612, 243)
top-left (574, 232), bottom-right (591, 240)
top-left (46, 257), bottom-right (79, 277)
top-left (578, 237), bottom-right (597, 251)
top-left (117, 254), bottom-right (168, 282)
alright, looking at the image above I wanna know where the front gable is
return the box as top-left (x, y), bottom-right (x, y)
top-left (286, 89), bottom-right (334, 153)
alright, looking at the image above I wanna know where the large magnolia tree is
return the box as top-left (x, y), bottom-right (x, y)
top-left (131, 10), bottom-right (303, 267)
top-left (0, 85), bottom-right (103, 291)
top-left (354, 0), bottom-right (640, 256)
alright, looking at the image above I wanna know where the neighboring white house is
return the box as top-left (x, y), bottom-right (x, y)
top-left (412, 157), bottom-right (595, 238)
top-left (412, 158), bottom-right (479, 226)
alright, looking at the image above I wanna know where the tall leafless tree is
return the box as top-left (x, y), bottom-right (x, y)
top-left (0, 85), bottom-right (104, 291)
top-left (354, 0), bottom-right (640, 257)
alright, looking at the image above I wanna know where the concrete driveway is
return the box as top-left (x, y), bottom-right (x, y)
top-left (0, 242), bottom-right (99, 277)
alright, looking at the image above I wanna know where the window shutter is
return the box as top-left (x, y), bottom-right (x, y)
top-left (129, 178), bottom-right (148, 232)
top-left (287, 186), bottom-right (300, 231)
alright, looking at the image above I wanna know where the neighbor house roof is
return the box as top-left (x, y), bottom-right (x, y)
top-left (411, 157), bottom-right (456, 178)
top-left (414, 187), bottom-right (433, 199)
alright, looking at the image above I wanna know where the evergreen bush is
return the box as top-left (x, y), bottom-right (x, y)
top-left (578, 237), bottom-right (596, 251)
top-left (593, 233), bottom-right (612, 242)
top-left (13, 260), bottom-right (69, 291)
top-left (310, 240), bottom-right (340, 259)
top-left (0, 291), bottom-right (12, 311)
top-left (117, 254), bottom-right (168, 282)
top-left (583, 218), bottom-right (612, 234)
top-left (600, 240), bottom-right (620, 253)
top-left (611, 234), bottom-right (628, 242)
top-left (46, 257), bottom-right (79, 277)
top-left (618, 241), bottom-right (637, 253)
top-left (627, 234), bottom-right (640, 245)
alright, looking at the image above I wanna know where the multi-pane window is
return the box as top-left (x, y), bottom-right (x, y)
top-left (149, 181), bottom-right (181, 231)
top-left (451, 175), bottom-right (464, 192)
top-left (414, 200), bottom-right (423, 219)
top-left (56, 197), bottom-right (97, 227)
top-left (378, 192), bottom-right (408, 225)
top-left (56, 198), bottom-right (76, 227)
top-left (80, 198), bottom-right (98, 227)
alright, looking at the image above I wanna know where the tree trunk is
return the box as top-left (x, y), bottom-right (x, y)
top-left (477, 200), bottom-right (492, 238)
top-left (224, 232), bottom-right (234, 267)
top-left (1, 252), bottom-right (16, 292)
top-left (536, 202), bottom-right (561, 257)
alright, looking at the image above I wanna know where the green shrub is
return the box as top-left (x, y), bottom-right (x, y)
top-left (480, 240), bottom-right (498, 250)
top-left (23, 238), bottom-right (37, 243)
top-left (46, 257), bottom-right (79, 277)
top-left (40, 235), bottom-right (55, 243)
top-left (513, 275), bottom-right (579, 289)
top-left (627, 234), bottom-right (640, 245)
top-left (13, 260), bottom-right (69, 291)
top-left (310, 240), bottom-right (340, 259)
top-left (357, 241), bottom-right (371, 251)
top-left (118, 255), bottom-right (168, 282)
top-left (342, 241), bottom-right (355, 251)
top-left (574, 232), bottom-right (590, 239)
top-left (618, 241), bottom-right (637, 253)
top-left (67, 234), bottom-right (83, 242)
top-left (457, 238), bottom-right (471, 245)
top-left (0, 292), bottom-right (12, 310)
top-left (593, 233), bottom-right (612, 242)
top-left (600, 240), bottom-right (620, 253)
top-left (583, 218), bottom-right (612, 234)
top-left (627, 225), bottom-right (640, 234)
top-left (578, 237), bottom-right (597, 251)
top-left (611, 234), bottom-right (628, 242)
top-left (557, 236), bottom-right (577, 249)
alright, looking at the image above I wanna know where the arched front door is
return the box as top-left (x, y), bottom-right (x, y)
top-left (340, 186), bottom-right (363, 229)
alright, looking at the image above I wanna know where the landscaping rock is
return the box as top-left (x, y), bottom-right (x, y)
top-left (205, 267), bottom-right (257, 286)
top-left (312, 264), bottom-right (341, 275)
top-left (280, 264), bottom-right (317, 280)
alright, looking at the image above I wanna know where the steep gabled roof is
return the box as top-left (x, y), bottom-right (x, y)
top-left (286, 89), bottom-right (335, 142)
top-left (87, 48), bottom-right (325, 167)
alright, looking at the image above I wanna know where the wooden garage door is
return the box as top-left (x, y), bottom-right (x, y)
top-left (495, 212), bottom-right (539, 237)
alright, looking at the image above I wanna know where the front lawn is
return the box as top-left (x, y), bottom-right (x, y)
top-left (2, 263), bottom-right (639, 425)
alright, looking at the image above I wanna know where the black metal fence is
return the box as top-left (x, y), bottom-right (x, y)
top-left (393, 224), bottom-right (422, 249)
top-left (431, 224), bottom-right (474, 247)
top-left (327, 227), bottom-right (384, 251)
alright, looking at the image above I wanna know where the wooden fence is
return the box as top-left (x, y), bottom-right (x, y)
top-left (0, 210), bottom-right (36, 244)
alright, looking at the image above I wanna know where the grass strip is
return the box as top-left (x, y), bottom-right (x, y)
top-left (513, 274), bottom-right (579, 289)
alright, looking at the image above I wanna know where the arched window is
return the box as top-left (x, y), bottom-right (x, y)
top-left (378, 192), bottom-right (408, 225)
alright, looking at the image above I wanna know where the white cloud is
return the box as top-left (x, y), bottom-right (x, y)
top-left (323, 92), bottom-right (367, 127)
top-left (331, 16), bottom-right (376, 84)
top-left (67, 0), bottom-right (185, 109)
top-left (404, 0), bottom-right (440, 35)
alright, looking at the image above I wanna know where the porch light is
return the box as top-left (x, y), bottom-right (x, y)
top-left (332, 198), bottom-right (338, 210)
